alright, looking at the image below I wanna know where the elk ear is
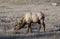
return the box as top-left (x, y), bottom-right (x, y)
top-left (19, 19), bottom-right (22, 23)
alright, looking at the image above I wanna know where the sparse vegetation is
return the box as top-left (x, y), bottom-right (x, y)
top-left (0, 0), bottom-right (60, 39)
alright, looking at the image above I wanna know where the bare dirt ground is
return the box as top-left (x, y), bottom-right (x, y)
top-left (0, 3), bottom-right (60, 39)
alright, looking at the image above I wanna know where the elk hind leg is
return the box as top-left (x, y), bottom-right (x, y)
top-left (40, 19), bottom-right (46, 32)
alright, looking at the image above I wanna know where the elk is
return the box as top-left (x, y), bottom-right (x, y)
top-left (14, 12), bottom-right (46, 33)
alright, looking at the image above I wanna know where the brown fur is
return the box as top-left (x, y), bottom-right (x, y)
top-left (14, 12), bottom-right (46, 33)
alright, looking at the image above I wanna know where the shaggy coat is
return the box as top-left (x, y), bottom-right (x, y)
top-left (14, 12), bottom-right (45, 33)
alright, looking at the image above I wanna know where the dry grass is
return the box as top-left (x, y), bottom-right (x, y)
top-left (0, 1), bottom-right (60, 39)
